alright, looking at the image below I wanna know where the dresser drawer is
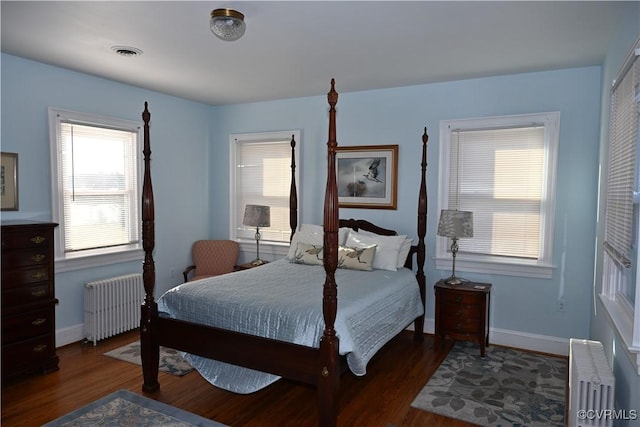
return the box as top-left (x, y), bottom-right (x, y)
top-left (1, 247), bottom-right (51, 268)
top-left (2, 266), bottom-right (51, 288)
top-left (2, 307), bottom-right (54, 344)
top-left (1, 229), bottom-right (53, 250)
top-left (2, 334), bottom-right (56, 370)
top-left (2, 283), bottom-right (52, 307)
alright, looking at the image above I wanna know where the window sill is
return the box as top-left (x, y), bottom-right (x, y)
top-left (237, 239), bottom-right (289, 260)
top-left (435, 255), bottom-right (553, 279)
top-left (55, 246), bottom-right (144, 273)
top-left (599, 294), bottom-right (640, 375)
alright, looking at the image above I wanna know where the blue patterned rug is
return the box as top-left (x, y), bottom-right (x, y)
top-left (104, 341), bottom-right (194, 376)
top-left (411, 341), bottom-right (567, 426)
top-left (42, 389), bottom-right (226, 426)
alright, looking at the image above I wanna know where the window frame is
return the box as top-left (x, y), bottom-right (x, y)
top-left (229, 130), bottom-right (301, 258)
top-left (599, 39), bottom-right (640, 374)
top-left (48, 108), bottom-right (144, 272)
top-left (436, 112), bottom-right (560, 279)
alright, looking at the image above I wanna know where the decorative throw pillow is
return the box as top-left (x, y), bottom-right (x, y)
top-left (290, 242), bottom-right (324, 265)
top-left (345, 230), bottom-right (405, 271)
top-left (357, 229), bottom-right (414, 268)
top-left (337, 245), bottom-right (376, 271)
top-left (286, 224), bottom-right (350, 260)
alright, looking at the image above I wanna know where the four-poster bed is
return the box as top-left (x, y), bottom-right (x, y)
top-left (139, 79), bottom-right (428, 427)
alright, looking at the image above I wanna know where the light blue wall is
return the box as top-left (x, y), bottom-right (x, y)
top-left (1, 54), bottom-right (212, 335)
top-left (210, 66), bottom-right (603, 344)
top-left (592, 2), bottom-right (640, 426)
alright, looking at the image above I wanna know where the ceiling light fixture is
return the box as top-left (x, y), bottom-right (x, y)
top-left (210, 8), bottom-right (246, 41)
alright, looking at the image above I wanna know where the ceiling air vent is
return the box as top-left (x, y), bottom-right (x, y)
top-left (110, 46), bottom-right (143, 57)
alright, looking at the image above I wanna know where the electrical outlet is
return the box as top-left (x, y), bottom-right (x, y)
top-left (557, 299), bottom-right (566, 312)
top-left (170, 268), bottom-right (175, 278)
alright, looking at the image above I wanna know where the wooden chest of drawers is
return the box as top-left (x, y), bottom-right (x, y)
top-left (1, 220), bottom-right (59, 381)
top-left (434, 279), bottom-right (491, 356)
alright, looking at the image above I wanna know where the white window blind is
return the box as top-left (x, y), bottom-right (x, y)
top-left (449, 126), bottom-right (546, 259)
top-left (604, 52), bottom-right (639, 268)
top-left (59, 121), bottom-right (140, 252)
top-left (235, 136), bottom-right (294, 243)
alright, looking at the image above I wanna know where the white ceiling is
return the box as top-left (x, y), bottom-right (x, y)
top-left (0, 1), bottom-right (629, 106)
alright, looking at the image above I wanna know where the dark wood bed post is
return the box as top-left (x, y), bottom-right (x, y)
top-left (319, 79), bottom-right (340, 427)
top-left (414, 127), bottom-right (428, 342)
top-left (289, 135), bottom-right (298, 242)
top-left (140, 102), bottom-right (160, 393)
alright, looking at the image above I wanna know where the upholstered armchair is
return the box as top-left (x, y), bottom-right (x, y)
top-left (182, 240), bottom-right (240, 282)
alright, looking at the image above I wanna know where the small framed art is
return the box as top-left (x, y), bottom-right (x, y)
top-left (335, 145), bottom-right (398, 209)
top-left (1, 152), bottom-right (19, 211)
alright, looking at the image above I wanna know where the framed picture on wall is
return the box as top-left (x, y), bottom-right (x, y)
top-left (1, 152), bottom-right (19, 211)
top-left (335, 145), bottom-right (398, 209)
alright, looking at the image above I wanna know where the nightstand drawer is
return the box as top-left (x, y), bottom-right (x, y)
top-left (438, 289), bottom-right (484, 306)
top-left (441, 318), bottom-right (482, 334)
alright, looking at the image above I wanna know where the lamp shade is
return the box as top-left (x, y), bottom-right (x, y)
top-left (243, 205), bottom-right (270, 228)
top-left (210, 9), bottom-right (246, 41)
top-left (437, 209), bottom-right (473, 239)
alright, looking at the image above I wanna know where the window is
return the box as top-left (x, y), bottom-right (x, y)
top-left (230, 130), bottom-right (300, 251)
top-left (437, 112), bottom-right (560, 278)
top-left (600, 40), bottom-right (640, 368)
top-left (49, 108), bottom-right (143, 271)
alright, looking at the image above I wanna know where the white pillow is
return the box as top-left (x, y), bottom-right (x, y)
top-left (356, 229), bottom-right (413, 268)
top-left (287, 224), bottom-right (350, 260)
top-left (345, 229), bottom-right (406, 271)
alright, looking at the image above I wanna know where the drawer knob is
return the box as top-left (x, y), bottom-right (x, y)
top-left (30, 236), bottom-right (46, 244)
top-left (32, 318), bottom-right (47, 327)
top-left (31, 254), bottom-right (46, 262)
top-left (455, 309), bottom-right (463, 317)
top-left (33, 344), bottom-right (48, 353)
top-left (31, 272), bottom-right (46, 280)
top-left (455, 295), bottom-right (463, 303)
top-left (31, 289), bottom-right (47, 297)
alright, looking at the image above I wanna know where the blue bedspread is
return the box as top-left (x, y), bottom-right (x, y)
top-left (157, 258), bottom-right (424, 393)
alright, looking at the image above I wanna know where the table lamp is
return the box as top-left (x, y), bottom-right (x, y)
top-left (437, 209), bottom-right (473, 285)
top-left (243, 204), bottom-right (270, 266)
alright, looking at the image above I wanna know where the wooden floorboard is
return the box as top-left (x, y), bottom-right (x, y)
top-left (1, 330), bottom-right (478, 426)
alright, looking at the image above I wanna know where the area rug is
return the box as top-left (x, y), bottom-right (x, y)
top-left (42, 389), bottom-right (226, 426)
top-left (411, 341), bottom-right (567, 426)
top-left (104, 341), bottom-right (194, 376)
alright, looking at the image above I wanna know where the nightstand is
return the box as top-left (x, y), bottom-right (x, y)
top-left (234, 261), bottom-right (268, 271)
top-left (434, 279), bottom-right (491, 356)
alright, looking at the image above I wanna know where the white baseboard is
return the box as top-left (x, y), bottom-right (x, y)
top-left (56, 323), bottom-right (85, 347)
top-left (411, 319), bottom-right (569, 356)
top-left (59, 319), bottom-right (569, 356)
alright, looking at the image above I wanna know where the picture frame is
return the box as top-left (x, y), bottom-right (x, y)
top-left (1, 152), bottom-right (19, 211)
top-left (335, 145), bottom-right (398, 209)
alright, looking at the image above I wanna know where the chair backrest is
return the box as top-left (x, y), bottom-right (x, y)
top-left (192, 240), bottom-right (240, 278)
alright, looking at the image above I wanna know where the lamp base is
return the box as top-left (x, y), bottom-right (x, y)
top-left (444, 275), bottom-right (468, 285)
top-left (250, 258), bottom-right (268, 266)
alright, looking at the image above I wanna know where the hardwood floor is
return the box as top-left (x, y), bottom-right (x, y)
top-left (1, 330), bottom-right (477, 426)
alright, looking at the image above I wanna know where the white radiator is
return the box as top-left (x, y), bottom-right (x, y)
top-left (84, 273), bottom-right (145, 346)
top-left (568, 338), bottom-right (615, 427)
